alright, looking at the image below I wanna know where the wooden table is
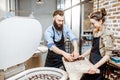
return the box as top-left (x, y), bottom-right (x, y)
top-left (0, 70), bottom-right (4, 80)
top-left (105, 60), bottom-right (120, 79)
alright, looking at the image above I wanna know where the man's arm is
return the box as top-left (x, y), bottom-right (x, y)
top-left (71, 40), bottom-right (79, 59)
top-left (51, 45), bottom-right (74, 62)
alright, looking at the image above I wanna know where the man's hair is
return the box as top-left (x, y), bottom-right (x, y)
top-left (53, 10), bottom-right (64, 17)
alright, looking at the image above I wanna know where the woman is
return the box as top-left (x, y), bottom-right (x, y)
top-left (80, 8), bottom-right (114, 80)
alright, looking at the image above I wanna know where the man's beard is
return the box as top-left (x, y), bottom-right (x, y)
top-left (53, 21), bottom-right (63, 31)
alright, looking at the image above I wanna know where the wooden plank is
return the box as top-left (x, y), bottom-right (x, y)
top-left (62, 57), bottom-right (100, 80)
top-left (0, 70), bottom-right (4, 80)
top-left (25, 53), bottom-right (41, 70)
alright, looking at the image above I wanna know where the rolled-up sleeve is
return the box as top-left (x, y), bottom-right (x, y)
top-left (44, 28), bottom-right (55, 49)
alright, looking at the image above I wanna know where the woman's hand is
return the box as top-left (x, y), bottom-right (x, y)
top-left (88, 66), bottom-right (98, 74)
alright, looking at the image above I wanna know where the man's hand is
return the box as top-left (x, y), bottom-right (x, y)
top-left (72, 51), bottom-right (80, 60)
top-left (62, 52), bottom-right (74, 62)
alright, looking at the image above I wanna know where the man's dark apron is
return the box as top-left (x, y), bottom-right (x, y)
top-left (45, 27), bottom-right (65, 68)
top-left (81, 37), bottom-right (106, 80)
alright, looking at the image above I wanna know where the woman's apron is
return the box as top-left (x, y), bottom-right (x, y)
top-left (45, 27), bottom-right (65, 68)
top-left (81, 37), bottom-right (106, 80)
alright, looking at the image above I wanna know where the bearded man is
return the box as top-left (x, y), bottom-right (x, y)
top-left (44, 10), bottom-right (79, 68)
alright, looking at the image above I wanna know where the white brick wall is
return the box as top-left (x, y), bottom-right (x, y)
top-left (94, 0), bottom-right (120, 49)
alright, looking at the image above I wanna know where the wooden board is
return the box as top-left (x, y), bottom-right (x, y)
top-left (62, 57), bottom-right (100, 80)
top-left (0, 70), bottom-right (4, 80)
top-left (25, 53), bottom-right (41, 70)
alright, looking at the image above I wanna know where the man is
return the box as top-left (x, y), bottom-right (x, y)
top-left (44, 10), bottom-right (79, 68)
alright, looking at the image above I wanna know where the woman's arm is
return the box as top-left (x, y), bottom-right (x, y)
top-left (81, 48), bottom-right (92, 57)
top-left (94, 55), bottom-right (110, 68)
top-left (88, 54), bottom-right (110, 74)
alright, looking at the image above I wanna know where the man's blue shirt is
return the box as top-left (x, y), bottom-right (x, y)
top-left (44, 24), bottom-right (78, 49)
